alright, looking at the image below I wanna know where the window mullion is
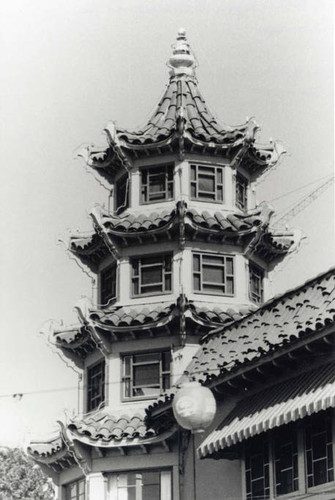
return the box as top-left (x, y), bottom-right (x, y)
top-left (268, 434), bottom-right (275, 500)
top-left (297, 425), bottom-right (306, 494)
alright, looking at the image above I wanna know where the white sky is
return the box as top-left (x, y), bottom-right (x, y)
top-left (0, 0), bottom-right (334, 447)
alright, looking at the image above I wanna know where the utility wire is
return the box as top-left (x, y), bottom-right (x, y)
top-left (267, 174), bottom-right (334, 204)
top-left (1, 351), bottom-right (333, 400)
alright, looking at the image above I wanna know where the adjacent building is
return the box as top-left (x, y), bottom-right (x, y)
top-left (28, 30), bottom-right (334, 500)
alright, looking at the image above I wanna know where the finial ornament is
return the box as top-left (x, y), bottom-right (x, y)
top-left (168, 29), bottom-right (197, 77)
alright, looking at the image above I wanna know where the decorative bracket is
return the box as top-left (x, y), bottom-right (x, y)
top-left (90, 207), bottom-right (120, 260)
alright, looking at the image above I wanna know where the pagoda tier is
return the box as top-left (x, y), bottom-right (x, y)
top-left (69, 202), bottom-right (300, 272)
top-left (78, 30), bottom-right (285, 183)
top-left (50, 295), bottom-right (257, 366)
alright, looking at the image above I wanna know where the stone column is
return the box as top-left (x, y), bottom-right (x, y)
top-left (86, 472), bottom-right (107, 500)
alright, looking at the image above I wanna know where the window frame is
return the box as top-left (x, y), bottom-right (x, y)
top-left (131, 253), bottom-right (173, 297)
top-left (190, 163), bottom-right (225, 203)
top-left (192, 252), bottom-right (235, 296)
top-left (108, 469), bottom-right (172, 500)
top-left (235, 171), bottom-right (248, 210)
top-left (249, 262), bottom-right (264, 304)
top-left (86, 360), bottom-right (105, 412)
top-left (65, 478), bottom-right (86, 500)
top-left (100, 262), bottom-right (117, 306)
top-left (242, 411), bottom-right (335, 500)
top-left (140, 163), bottom-right (174, 204)
top-left (122, 351), bottom-right (171, 401)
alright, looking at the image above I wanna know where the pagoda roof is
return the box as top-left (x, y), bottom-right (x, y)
top-left (67, 409), bottom-right (155, 444)
top-left (80, 30), bottom-right (285, 181)
top-left (69, 202), bottom-right (300, 270)
top-left (27, 434), bottom-right (76, 472)
top-left (28, 409), bottom-right (177, 470)
top-left (51, 297), bottom-right (257, 361)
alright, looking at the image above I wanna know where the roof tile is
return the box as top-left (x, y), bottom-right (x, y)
top-left (186, 269), bottom-right (335, 384)
top-left (68, 409), bottom-right (156, 443)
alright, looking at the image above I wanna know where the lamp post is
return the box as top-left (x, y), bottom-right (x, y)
top-left (172, 381), bottom-right (217, 500)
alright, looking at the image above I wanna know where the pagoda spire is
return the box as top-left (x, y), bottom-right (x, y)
top-left (168, 28), bottom-right (197, 78)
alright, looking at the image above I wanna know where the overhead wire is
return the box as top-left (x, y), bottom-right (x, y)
top-left (1, 351), bottom-right (333, 400)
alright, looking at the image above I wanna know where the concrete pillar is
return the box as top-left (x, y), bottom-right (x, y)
top-left (53, 485), bottom-right (62, 500)
top-left (86, 472), bottom-right (107, 500)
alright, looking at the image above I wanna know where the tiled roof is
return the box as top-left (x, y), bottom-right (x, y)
top-left (89, 301), bottom-right (177, 329)
top-left (186, 204), bottom-right (270, 233)
top-left (69, 203), bottom-right (298, 270)
top-left (184, 268), bottom-right (335, 385)
top-left (198, 361), bottom-right (335, 458)
top-left (91, 206), bottom-right (177, 235)
top-left (52, 325), bottom-right (96, 359)
top-left (27, 435), bottom-right (65, 459)
top-left (117, 76), bottom-right (249, 148)
top-left (67, 408), bottom-right (156, 443)
top-left (51, 299), bottom-right (257, 361)
top-left (189, 302), bottom-right (257, 326)
top-left (79, 32), bottom-right (285, 181)
top-left (87, 298), bottom-right (256, 331)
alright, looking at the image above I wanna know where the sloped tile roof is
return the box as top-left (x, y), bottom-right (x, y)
top-left (147, 268), bottom-right (335, 419)
top-left (186, 206), bottom-right (267, 233)
top-left (189, 303), bottom-right (257, 325)
top-left (93, 206), bottom-right (177, 234)
top-left (68, 408), bottom-right (156, 443)
top-left (89, 301), bottom-right (177, 329)
top-left (185, 268), bottom-right (335, 384)
top-left (79, 202), bottom-right (272, 238)
top-left (198, 361), bottom-right (335, 457)
top-left (27, 435), bottom-right (65, 459)
top-left (117, 76), bottom-right (249, 148)
top-left (88, 299), bottom-right (256, 331)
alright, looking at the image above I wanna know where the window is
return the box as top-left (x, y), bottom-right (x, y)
top-left (141, 164), bottom-right (174, 203)
top-left (236, 172), bottom-right (248, 210)
top-left (244, 412), bottom-right (334, 499)
top-left (115, 174), bottom-right (129, 213)
top-left (109, 470), bottom-right (172, 500)
top-left (87, 361), bottom-right (105, 412)
top-left (273, 425), bottom-right (298, 496)
top-left (193, 253), bottom-right (234, 295)
top-left (249, 262), bottom-right (264, 304)
top-left (65, 478), bottom-right (85, 500)
top-left (245, 435), bottom-right (270, 500)
top-left (131, 254), bottom-right (172, 296)
top-left (100, 263), bottom-right (117, 305)
top-left (190, 164), bottom-right (224, 202)
top-left (123, 351), bottom-right (171, 400)
top-left (305, 412), bottom-right (334, 487)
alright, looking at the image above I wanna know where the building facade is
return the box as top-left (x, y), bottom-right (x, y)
top-left (26, 31), bottom-right (335, 500)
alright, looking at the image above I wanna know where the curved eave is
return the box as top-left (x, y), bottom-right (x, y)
top-left (117, 130), bottom-right (247, 153)
top-left (103, 213), bottom-right (178, 238)
top-left (77, 142), bottom-right (128, 184)
top-left (89, 309), bottom-right (178, 334)
top-left (244, 141), bottom-right (286, 174)
top-left (52, 327), bottom-right (96, 360)
top-left (66, 425), bottom-right (177, 450)
top-left (187, 304), bottom-right (257, 329)
top-left (255, 229), bottom-right (302, 263)
top-left (27, 436), bottom-right (75, 470)
top-left (185, 216), bottom-right (261, 238)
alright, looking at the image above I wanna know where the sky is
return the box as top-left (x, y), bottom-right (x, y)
top-left (0, 0), bottom-right (334, 447)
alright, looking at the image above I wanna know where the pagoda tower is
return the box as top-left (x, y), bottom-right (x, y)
top-left (28, 30), bottom-right (300, 500)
